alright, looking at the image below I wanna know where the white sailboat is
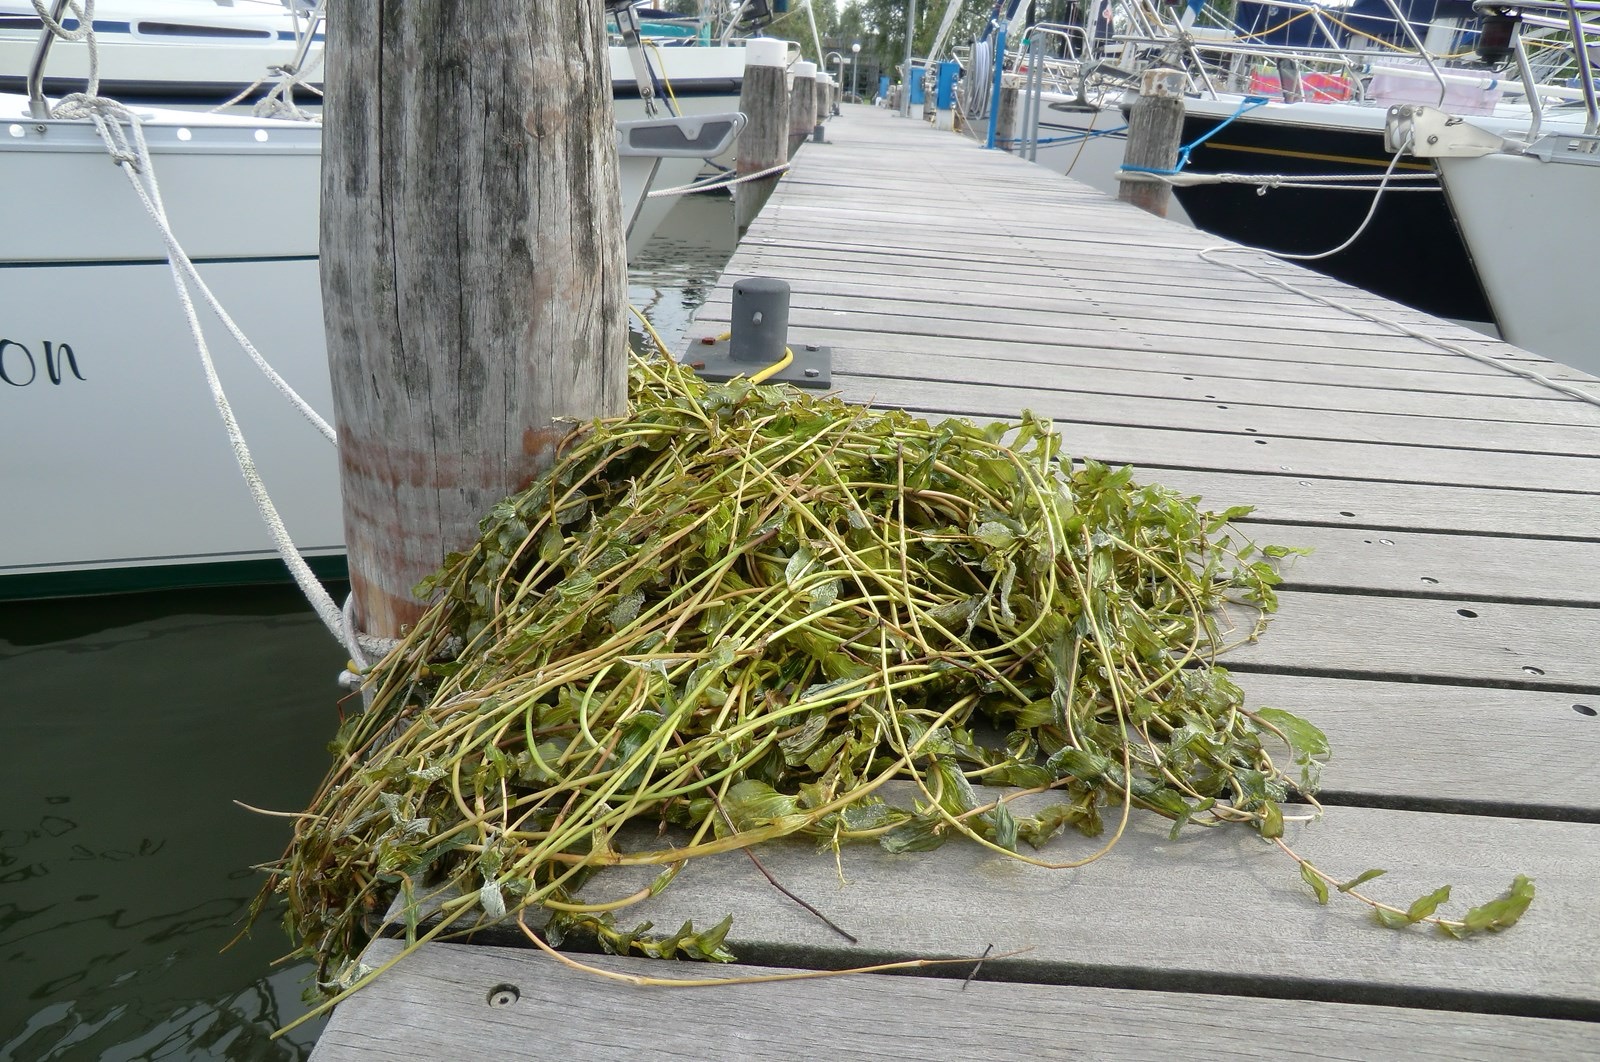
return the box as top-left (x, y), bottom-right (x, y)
top-left (969, 0), bottom-right (1600, 331)
top-left (0, 10), bottom-right (751, 599)
top-left (1389, 0), bottom-right (1600, 377)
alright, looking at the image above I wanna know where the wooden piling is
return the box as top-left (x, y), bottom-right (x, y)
top-left (1117, 68), bottom-right (1186, 219)
top-left (734, 38), bottom-right (789, 237)
top-left (815, 72), bottom-right (830, 128)
top-left (320, 3), bottom-right (627, 640)
top-left (996, 83), bottom-right (1018, 152)
top-left (788, 61), bottom-right (817, 158)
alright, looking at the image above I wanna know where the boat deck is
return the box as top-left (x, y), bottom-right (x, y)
top-left (311, 104), bottom-right (1600, 1060)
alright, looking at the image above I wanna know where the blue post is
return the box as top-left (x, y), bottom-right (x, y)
top-left (985, 28), bottom-right (1007, 149)
top-left (935, 59), bottom-right (959, 109)
top-left (878, 74), bottom-right (889, 101)
top-left (908, 63), bottom-right (926, 105)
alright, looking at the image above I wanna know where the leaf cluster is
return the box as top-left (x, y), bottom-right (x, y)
top-left (261, 352), bottom-right (1324, 997)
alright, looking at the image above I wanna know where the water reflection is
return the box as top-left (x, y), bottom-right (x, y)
top-left (0, 585), bottom-right (344, 1059)
top-left (628, 192), bottom-right (737, 355)
top-left (0, 195), bottom-right (736, 1058)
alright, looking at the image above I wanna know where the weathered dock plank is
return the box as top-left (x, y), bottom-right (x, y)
top-left (1235, 521), bottom-right (1600, 604)
top-left (1233, 673), bottom-right (1600, 819)
top-left (1138, 466), bottom-right (1600, 539)
top-left (368, 804), bottom-right (1600, 1019)
top-left (314, 104), bottom-right (1600, 1056)
top-left (824, 373), bottom-right (1600, 456)
top-left (314, 939), bottom-right (1594, 1062)
top-left (731, 326), bottom-right (1579, 402)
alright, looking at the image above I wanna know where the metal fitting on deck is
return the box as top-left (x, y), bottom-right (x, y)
top-left (689, 275), bottom-right (831, 389)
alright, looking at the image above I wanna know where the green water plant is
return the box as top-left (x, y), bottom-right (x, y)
top-left (255, 351), bottom-right (1531, 1024)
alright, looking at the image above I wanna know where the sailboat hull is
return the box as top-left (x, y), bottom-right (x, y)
top-left (0, 97), bottom-right (700, 599)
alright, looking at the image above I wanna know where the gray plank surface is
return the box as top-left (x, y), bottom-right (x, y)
top-left (1236, 520), bottom-right (1600, 604)
top-left (1224, 589), bottom-right (1600, 690)
top-left (317, 104), bottom-right (1600, 1056)
top-left (407, 801), bottom-right (1600, 1019)
top-left (1232, 672), bottom-right (1600, 818)
top-left (311, 939), bottom-right (1598, 1062)
top-left (1135, 465), bottom-right (1600, 539)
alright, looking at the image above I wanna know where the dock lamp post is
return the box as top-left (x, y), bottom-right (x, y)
top-left (825, 51), bottom-right (849, 113)
top-left (850, 41), bottom-right (861, 102)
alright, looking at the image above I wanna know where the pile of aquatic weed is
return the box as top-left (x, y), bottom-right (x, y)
top-left (257, 352), bottom-right (1533, 1017)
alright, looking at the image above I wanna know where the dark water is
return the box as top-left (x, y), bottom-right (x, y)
top-left (0, 587), bottom-right (345, 1060)
top-left (627, 192), bottom-right (738, 353)
top-left (0, 195), bottom-right (734, 1060)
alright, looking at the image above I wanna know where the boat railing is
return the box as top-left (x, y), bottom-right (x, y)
top-left (1483, 0), bottom-right (1600, 134)
top-left (26, 0), bottom-right (70, 120)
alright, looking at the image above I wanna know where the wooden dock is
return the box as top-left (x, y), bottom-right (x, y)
top-left (311, 104), bottom-right (1600, 1059)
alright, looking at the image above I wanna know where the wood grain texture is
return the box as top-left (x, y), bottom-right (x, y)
top-left (1234, 520), bottom-right (1600, 603)
top-left (321, 3), bottom-right (626, 636)
top-left (391, 802), bottom-right (1600, 1019)
top-left (310, 939), bottom-right (1597, 1061)
top-left (818, 374), bottom-right (1600, 458)
top-left (734, 62), bottom-right (787, 235)
top-left (1231, 672), bottom-right (1600, 818)
top-left (1221, 589), bottom-right (1600, 689)
top-left (787, 74), bottom-right (816, 158)
top-left (1130, 465), bottom-right (1600, 539)
top-left (818, 343), bottom-right (1595, 426)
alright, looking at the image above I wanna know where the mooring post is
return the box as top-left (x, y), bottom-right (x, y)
top-left (813, 71), bottom-right (830, 141)
top-left (734, 38), bottom-right (788, 237)
top-left (1117, 68), bottom-right (1186, 219)
top-left (320, 3), bottom-right (626, 641)
top-left (788, 60), bottom-right (817, 157)
top-left (996, 82), bottom-right (1019, 152)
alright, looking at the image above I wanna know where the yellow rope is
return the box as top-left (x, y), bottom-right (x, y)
top-left (1321, 13), bottom-right (1415, 50)
top-left (1230, 9), bottom-right (1314, 42)
top-left (643, 41), bottom-right (681, 112)
top-left (749, 347), bottom-right (794, 384)
top-left (632, 310), bottom-right (794, 385)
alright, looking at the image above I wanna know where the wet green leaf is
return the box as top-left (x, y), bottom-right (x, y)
top-left (1337, 868), bottom-right (1387, 893)
top-left (1301, 862), bottom-right (1329, 905)
top-left (1461, 875), bottom-right (1535, 933)
top-left (1405, 885), bottom-right (1451, 923)
top-left (880, 813), bottom-right (947, 854)
top-left (722, 779), bottom-right (804, 832)
top-left (1375, 907), bottom-right (1413, 930)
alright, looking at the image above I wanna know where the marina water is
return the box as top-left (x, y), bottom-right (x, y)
top-left (0, 195), bottom-right (735, 1060)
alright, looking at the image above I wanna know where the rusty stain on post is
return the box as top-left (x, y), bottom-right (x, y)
top-left (320, 3), bottom-right (627, 639)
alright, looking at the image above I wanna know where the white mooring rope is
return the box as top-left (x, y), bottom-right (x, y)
top-left (47, 91), bottom-right (356, 654)
top-left (646, 160), bottom-right (792, 198)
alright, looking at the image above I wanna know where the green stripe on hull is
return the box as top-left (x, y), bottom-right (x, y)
top-left (0, 555), bottom-right (349, 602)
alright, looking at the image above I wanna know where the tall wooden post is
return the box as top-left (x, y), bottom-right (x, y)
top-left (321, 3), bottom-right (627, 641)
top-left (996, 83), bottom-right (1018, 152)
top-left (788, 61), bottom-right (817, 158)
top-left (815, 72), bottom-right (830, 127)
top-left (734, 38), bottom-right (788, 237)
top-left (1117, 68), bottom-right (1186, 219)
